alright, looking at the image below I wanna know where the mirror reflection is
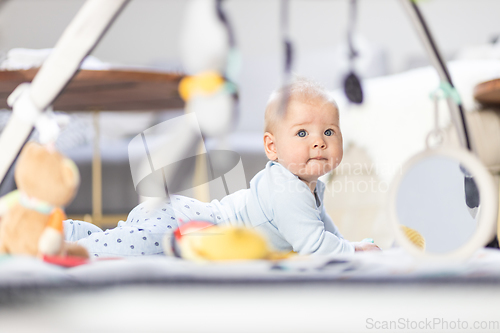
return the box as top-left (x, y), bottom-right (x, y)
top-left (396, 156), bottom-right (480, 254)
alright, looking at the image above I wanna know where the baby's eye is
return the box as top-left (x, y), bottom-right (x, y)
top-left (324, 129), bottom-right (334, 136)
top-left (297, 130), bottom-right (307, 137)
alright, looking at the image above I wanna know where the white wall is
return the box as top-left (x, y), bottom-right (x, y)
top-left (2, 0), bottom-right (498, 70)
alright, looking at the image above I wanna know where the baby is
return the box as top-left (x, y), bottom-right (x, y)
top-left (65, 77), bottom-right (380, 257)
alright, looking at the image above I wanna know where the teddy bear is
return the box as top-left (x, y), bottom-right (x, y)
top-left (0, 141), bottom-right (89, 259)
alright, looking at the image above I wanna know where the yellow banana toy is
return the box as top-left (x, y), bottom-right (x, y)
top-left (164, 220), bottom-right (293, 261)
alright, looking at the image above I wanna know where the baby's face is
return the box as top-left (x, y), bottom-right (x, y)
top-left (265, 97), bottom-right (343, 185)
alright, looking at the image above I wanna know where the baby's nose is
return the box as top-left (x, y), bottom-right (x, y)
top-left (313, 140), bottom-right (326, 149)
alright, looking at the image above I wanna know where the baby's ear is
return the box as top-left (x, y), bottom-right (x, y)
top-left (263, 132), bottom-right (277, 161)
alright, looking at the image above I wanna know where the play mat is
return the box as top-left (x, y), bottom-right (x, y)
top-left (2, 248), bottom-right (500, 289)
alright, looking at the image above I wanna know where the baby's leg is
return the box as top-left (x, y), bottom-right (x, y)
top-left (126, 196), bottom-right (218, 226)
top-left (98, 196), bottom-right (220, 258)
top-left (75, 225), bottom-right (166, 258)
top-left (74, 198), bottom-right (182, 258)
top-left (64, 219), bottom-right (104, 242)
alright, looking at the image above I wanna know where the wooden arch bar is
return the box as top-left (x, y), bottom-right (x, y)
top-left (474, 78), bottom-right (500, 107)
top-left (0, 68), bottom-right (185, 111)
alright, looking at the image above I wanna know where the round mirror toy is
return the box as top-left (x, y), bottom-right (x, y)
top-left (389, 146), bottom-right (498, 261)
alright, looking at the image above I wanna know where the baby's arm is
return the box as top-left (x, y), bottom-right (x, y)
top-left (270, 182), bottom-right (354, 255)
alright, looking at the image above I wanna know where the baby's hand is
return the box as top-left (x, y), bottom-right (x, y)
top-left (354, 242), bottom-right (381, 252)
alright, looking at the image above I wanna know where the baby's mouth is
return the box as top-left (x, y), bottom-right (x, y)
top-left (308, 157), bottom-right (327, 162)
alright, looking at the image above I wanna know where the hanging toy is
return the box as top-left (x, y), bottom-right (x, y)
top-left (281, 0), bottom-right (293, 85)
top-left (343, 0), bottom-right (364, 104)
top-left (275, 0), bottom-right (294, 116)
top-left (430, 83), bottom-right (480, 217)
top-left (178, 71), bottom-right (226, 101)
top-left (179, 0), bottom-right (239, 138)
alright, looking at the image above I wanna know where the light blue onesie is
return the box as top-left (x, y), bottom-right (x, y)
top-left (65, 161), bottom-right (354, 257)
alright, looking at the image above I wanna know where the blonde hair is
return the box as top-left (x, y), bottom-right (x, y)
top-left (264, 76), bottom-right (338, 133)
